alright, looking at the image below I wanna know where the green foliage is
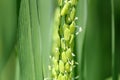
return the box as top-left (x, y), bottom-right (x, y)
top-left (0, 0), bottom-right (17, 74)
top-left (0, 0), bottom-right (120, 80)
top-left (18, 0), bottom-right (43, 80)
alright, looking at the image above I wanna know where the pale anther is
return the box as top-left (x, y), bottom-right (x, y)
top-left (76, 27), bottom-right (82, 35)
top-left (72, 53), bottom-right (75, 56)
top-left (75, 17), bottom-right (78, 20)
top-left (48, 65), bottom-right (52, 70)
top-left (49, 55), bottom-right (52, 59)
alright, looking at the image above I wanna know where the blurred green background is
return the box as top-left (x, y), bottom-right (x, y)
top-left (0, 0), bottom-right (120, 80)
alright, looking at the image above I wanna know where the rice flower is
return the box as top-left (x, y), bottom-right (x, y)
top-left (50, 0), bottom-right (78, 79)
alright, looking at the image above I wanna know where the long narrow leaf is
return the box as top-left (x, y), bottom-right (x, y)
top-left (84, 0), bottom-right (112, 80)
top-left (75, 0), bottom-right (87, 80)
top-left (18, 0), bottom-right (35, 79)
top-left (37, 0), bottom-right (53, 78)
top-left (112, 0), bottom-right (120, 79)
top-left (29, 0), bottom-right (43, 79)
top-left (0, 0), bottom-right (17, 73)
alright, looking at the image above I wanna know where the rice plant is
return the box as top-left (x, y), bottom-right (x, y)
top-left (0, 0), bottom-right (120, 80)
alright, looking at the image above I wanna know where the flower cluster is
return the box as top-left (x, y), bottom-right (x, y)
top-left (49, 0), bottom-right (78, 80)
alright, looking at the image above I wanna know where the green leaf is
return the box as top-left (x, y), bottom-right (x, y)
top-left (0, 51), bottom-right (17, 80)
top-left (18, 0), bottom-right (43, 79)
top-left (37, 0), bottom-right (53, 79)
top-left (112, 0), bottom-right (120, 79)
top-left (0, 0), bottom-right (17, 73)
top-left (18, 1), bottom-right (35, 80)
top-left (83, 0), bottom-right (112, 80)
top-left (74, 0), bottom-right (87, 80)
top-left (29, 0), bottom-right (43, 79)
